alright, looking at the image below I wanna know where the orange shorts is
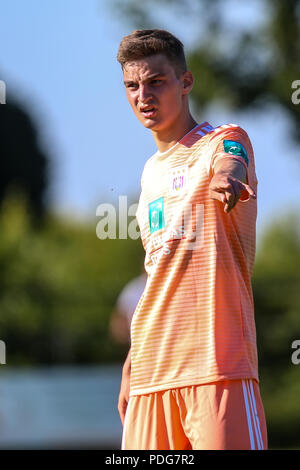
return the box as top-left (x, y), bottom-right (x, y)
top-left (121, 379), bottom-right (268, 450)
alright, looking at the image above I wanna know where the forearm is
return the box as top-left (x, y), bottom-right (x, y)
top-left (213, 158), bottom-right (247, 183)
top-left (122, 348), bottom-right (131, 376)
top-left (119, 348), bottom-right (131, 425)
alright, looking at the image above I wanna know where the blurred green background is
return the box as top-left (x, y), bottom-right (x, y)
top-left (0, 0), bottom-right (300, 450)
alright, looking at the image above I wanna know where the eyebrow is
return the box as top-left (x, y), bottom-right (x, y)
top-left (123, 73), bottom-right (165, 86)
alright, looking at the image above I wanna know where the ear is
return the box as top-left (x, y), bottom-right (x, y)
top-left (181, 71), bottom-right (194, 95)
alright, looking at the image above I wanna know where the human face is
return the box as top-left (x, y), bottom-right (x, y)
top-left (123, 54), bottom-right (189, 134)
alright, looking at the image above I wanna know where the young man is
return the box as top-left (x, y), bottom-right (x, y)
top-left (117, 29), bottom-right (268, 450)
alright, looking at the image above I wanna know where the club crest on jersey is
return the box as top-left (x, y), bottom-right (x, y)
top-left (148, 197), bottom-right (165, 234)
top-left (168, 165), bottom-right (189, 196)
top-left (223, 140), bottom-right (249, 166)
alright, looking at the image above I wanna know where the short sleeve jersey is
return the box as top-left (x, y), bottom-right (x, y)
top-left (131, 122), bottom-right (259, 397)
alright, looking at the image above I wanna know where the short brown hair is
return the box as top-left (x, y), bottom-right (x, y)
top-left (117, 29), bottom-right (187, 77)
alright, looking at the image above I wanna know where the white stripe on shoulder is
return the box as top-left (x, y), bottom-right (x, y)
top-left (209, 123), bottom-right (239, 135)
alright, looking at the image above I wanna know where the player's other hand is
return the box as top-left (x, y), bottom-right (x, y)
top-left (209, 173), bottom-right (256, 213)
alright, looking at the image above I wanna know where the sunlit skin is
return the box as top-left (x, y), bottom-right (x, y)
top-left (123, 54), bottom-right (197, 153)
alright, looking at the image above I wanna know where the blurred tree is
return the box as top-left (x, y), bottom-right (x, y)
top-left (0, 192), bottom-right (144, 366)
top-left (108, 0), bottom-right (300, 142)
top-left (0, 98), bottom-right (50, 226)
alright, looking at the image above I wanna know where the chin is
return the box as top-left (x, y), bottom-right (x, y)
top-left (143, 118), bottom-right (171, 132)
top-left (141, 119), bottom-right (160, 130)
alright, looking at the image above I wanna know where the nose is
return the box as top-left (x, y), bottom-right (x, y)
top-left (138, 84), bottom-right (152, 104)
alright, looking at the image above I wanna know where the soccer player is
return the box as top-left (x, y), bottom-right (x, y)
top-left (117, 29), bottom-right (268, 450)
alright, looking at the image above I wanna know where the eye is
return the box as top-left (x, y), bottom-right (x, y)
top-left (126, 83), bottom-right (138, 90)
top-left (151, 79), bottom-right (162, 85)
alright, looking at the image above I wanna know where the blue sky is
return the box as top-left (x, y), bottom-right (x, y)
top-left (1, 0), bottom-right (300, 242)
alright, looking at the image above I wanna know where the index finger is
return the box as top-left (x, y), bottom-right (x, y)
top-left (239, 181), bottom-right (256, 198)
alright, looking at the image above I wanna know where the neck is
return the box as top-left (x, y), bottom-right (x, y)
top-left (152, 112), bottom-right (198, 153)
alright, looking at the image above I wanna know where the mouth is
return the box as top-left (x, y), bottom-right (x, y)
top-left (140, 106), bottom-right (157, 118)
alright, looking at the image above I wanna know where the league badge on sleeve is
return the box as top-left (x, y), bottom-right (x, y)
top-left (223, 140), bottom-right (249, 166)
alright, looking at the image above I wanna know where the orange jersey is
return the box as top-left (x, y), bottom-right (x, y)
top-left (131, 122), bottom-right (259, 396)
